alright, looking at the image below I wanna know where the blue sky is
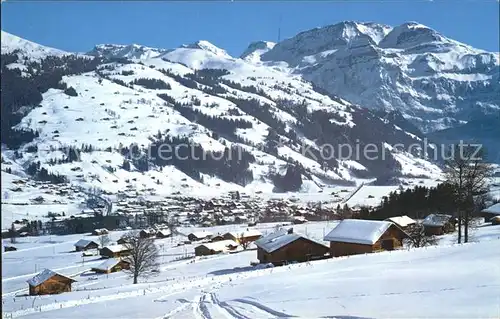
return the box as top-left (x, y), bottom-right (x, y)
top-left (2, 1), bottom-right (499, 56)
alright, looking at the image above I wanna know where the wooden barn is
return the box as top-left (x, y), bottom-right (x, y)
top-left (223, 229), bottom-right (262, 245)
top-left (385, 215), bottom-right (416, 230)
top-left (99, 244), bottom-right (131, 258)
top-left (156, 229), bottom-right (172, 239)
top-left (422, 214), bottom-right (456, 236)
top-left (27, 269), bottom-right (76, 296)
top-left (74, 239), bottom-right (99, 251)
top-left (254, 228), bottom-right (329, 266)
top-left (91, 258), bottom-right (130, 274)
top-left (324, 219), bottom-right (409, 257)
top-left (187, 231), bottom-right (212, 242)
top-left (194, 240), bottom-right (239, 256)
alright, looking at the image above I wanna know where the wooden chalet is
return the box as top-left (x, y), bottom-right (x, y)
top-left (490, 216), bottom-right (500, 225)
top-left (385, 215), bottom-right (416, 230)
top-left (210, 234), bottom-right (225, 242)
top-left (156, 229), bottom-right (172, 239)
top-left (99, 244), bottom-right (131, 258)
top-left (194, 240), bottom-right (239, 256)
top-left (480, 203), bottom-right (500, 220)
top-left (254, 228), bottom-right (329, 266)
top-left (27, 269), bottom-right (76, 295)
top-left (92, 228), bottom-right (109, 236)
top-left (422, 214), bottom-right (456, 236)
top-left (91, 258), bottom-right (130, 274)
top-left (223, 229), bottom-right (262, 244)
top-left (187, 231), bottom-right (212, 242)
top-left (292, 216), bottom-right (308, 224)
top-left (324, 219), bottom-right (409, 257)
top-left (117, 237), bottom-right (129, 245)
top-left (74, 239), bottom-right (99, 252)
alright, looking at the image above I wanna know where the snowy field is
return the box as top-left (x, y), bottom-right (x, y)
top-left (2, 221), bottom-right (500, 319)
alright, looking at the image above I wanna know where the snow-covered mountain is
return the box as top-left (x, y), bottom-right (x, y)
top-left (240, 41), bottom-right (276, 63)
top-left (259, 21), bottom-right (500, 133)
top-left (87, 43), bottom-right (169, 60)
top-left (1, 29), bottom-right (446, 197)
top-left (1, 31), bottom-right (70, 61)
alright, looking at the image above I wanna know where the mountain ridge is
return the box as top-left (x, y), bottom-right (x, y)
top-left (1, 28), bottom-right (445, 197)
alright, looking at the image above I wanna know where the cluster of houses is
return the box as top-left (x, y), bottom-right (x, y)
top-left (192, 229), bottom-right (263, 256)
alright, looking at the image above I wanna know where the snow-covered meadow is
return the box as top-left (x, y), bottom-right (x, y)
top-left (2, 221), bottom-right (499, 319)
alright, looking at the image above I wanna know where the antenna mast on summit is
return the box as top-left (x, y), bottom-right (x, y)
top-left (277, 15), bottom-right (282, 43)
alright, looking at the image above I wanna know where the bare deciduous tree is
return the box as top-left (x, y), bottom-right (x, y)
top-left (98, 234), bottom-right (110, 248)
top-left (238, 233), bottom-right (251, 250)
top-left (9, 223), bottom-right (17, 244)
top-left (445, 144), bottom-right (492, 243)
top-left (404, 223), bottom-right (437, 248)
top-left (166, 215), bottom-right (178, 236)
top-left (122, 231), bottom-right (159, 284)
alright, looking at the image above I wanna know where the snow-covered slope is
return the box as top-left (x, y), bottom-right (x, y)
top-left (2, 223), bottom-right (499, 318)
top-left (2, 30), bottom-right (444, 199)
top-left (260, 21), bottom-right (500, 133)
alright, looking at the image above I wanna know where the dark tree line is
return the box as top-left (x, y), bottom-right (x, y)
top-left (358, 183), bottom-right (460, 221)
top-left (132, 78), bottom-right (171, 90)
top-left (26, 162), bottom-right (68, 184)
top-left (1, 53), bottom-right (103, 148)
top-left (272, 165), bottom-right (304, 192)
top-left (158, 68), bottom-right (199, 90)
top-left (120, 135), bottom-right (255, 186)
top-left (158, 93), bottom-right (253, 139)
top-left (225, 97), bottom-right (287, 134)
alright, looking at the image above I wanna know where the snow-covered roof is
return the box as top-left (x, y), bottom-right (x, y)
top-left (196, 240), bottom-right (239, 252)
top-left (188, 231), bottom-right (213, 239)
top-left (92, 258), bottom-right (125, 271)
top-left (74, 239), bottom-right (98, 248)
top-left (422, 214), bottom-right (452, 227)
top-left (385, 216), bottom-right (416, 228)
top-left (324, 219), bottom-right (393, 245)
top-left (27, 269), bottom-right (75, 287)
top-left (225, 229), bottom-right (262, 239)
top-left (482, 203), bottom-right (500, 215)
top-left (102, 244), bottom-right (129, 253)
top-left (156, 229), bottom-right (171, 236)
top-left (254, 229), bottom-right (321, 253)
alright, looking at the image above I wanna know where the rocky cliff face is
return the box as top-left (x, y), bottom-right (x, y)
top-left (259, 21), bottom-right (500, 133)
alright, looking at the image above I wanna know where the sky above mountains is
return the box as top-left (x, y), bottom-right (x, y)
top-left (1, 1), bottom-right (499, 56)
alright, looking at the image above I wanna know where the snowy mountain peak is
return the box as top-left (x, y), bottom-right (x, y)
top-left (240, 41), bottom-right (276, 63)
top-left (87, 43), bottom-right (168, 60)
top-left (1, 30), bottom-right (68, 60)
top-left (181, 40), bottom-right (231, 58)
